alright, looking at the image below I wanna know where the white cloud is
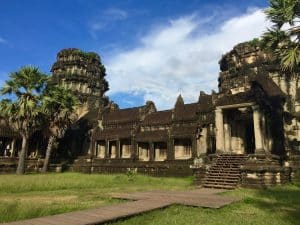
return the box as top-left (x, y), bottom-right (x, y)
top-left (106, 9), bottom-right (271, 109)
top-left (104, 8), bottom-right (127, 20)
top-left (0, 37), bottom-right (7, 44)
top-left (89, 8), bottom-right (128, 36)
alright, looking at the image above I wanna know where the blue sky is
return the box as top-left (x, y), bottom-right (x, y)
top-left (0, 0), bottom-right (269, 109)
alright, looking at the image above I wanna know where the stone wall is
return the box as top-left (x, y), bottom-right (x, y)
top-left (71, 157), bottom-right (194, 177)
top-left (240, 155), bottom-right (291, 188)
top-left (0, 158), bottom-right (44, 174)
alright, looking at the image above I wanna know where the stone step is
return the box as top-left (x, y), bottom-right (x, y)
top-left (208, 169), bottom-right (240, 173)
top-left (206, 175), bottom-right (240, 179)
top-left (205, 179), bottom-right (239, 183)
top-left (216, 163), bottom-right (241, 166)
top-left (207, 172), bottom-right (241, 175)
top-left (209, 170), bottom-right (240, 173)
top-left (204, 181), bottom-right (238, 186)
top-left (206, 175), bottom-right (240, 180)
top-left (206, 177), bottom-right (240, 180)
top-left (203, 184), bottom-right (236, 190)
top-left (210, 166), bottom-right (240, 169)
top-left (212, 166), bottom-right (240, 169)
top-left (203, 154), bottom-right (246, 189)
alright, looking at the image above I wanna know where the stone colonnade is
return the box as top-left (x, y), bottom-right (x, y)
top-left (94, 137), bottom-right (195, 161)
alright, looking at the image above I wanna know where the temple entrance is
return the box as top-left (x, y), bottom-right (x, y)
top-left (221, 108), bottom-right (256, 155)
top-left (245, 120), bottom-right (255, 154)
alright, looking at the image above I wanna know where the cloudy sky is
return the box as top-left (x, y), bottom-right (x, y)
top-left (0, 0), bottom-right (270, 109)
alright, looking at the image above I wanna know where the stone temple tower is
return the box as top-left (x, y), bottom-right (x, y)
top-left (50, 48), bottom-right (109, 159)
top-left (51, 48), bottom-right (109, 117)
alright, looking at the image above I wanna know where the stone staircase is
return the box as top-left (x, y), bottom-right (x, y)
top-left (203, 154), bottom-right (247, 189)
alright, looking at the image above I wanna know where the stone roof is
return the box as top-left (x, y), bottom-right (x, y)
top-left (251, 75), bottom-right (285, 98)
top-left (172, 125), bottom-right (198, 137)
top-left (136, 130), bottom-right (169, 142)
top-left (95, 128), bottom-right (132, 139)
top-left (215, 91), bottom-right (254, 106)
top-left (198, 94), bottom-right (213, 113)
top-left (142, 110), bottom-right (172, 126)
top-left (103, 107), bottom-right (142, 124)
top-left (102, 102), bottom-right (156, 125)
top-left (173, 103), bottom-right (199, 121)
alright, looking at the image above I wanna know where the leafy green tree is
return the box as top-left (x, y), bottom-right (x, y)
top-left (41, 85), bottom-right (78, 173)
top-left (0, 67), bottom-right (48, 174)
top-left (262, 0), bottom-right (300, 71)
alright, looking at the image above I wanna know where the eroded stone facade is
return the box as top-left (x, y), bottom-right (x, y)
top-left (0, 42), bottom-right (299, 186)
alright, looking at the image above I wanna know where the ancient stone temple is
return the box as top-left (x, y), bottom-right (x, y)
top-left (0, 49), bottom-right (109, 172)
top-left (0, 42), bottom-right (299, 188)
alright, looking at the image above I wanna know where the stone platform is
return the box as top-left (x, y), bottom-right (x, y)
top-left (3, 189), bottom-right (239, 225)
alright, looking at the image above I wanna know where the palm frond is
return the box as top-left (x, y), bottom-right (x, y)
top-left (281, 45), bottom-right (300, 70)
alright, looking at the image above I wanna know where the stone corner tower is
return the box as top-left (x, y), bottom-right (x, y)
top-left (51, 48), bottom-right (109, 117)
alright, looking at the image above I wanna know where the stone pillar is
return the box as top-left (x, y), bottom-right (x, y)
top-left (224, 115), bottom-right (231, 152)
top-left (198, 127), bottom-right (208, 156)
top-left (116, 140), bottom-right (121, 158)
top-left (131, 138), bottom-right (137, 161)
top-left (192, 138), bottom-right (197, 158)
top-left (261, 112), bottom-right (268, 152)
top-left (10, 138), bottom-right (16, 158)
top-left (252, 105), bottom-right (264, 153)
top-left (105, 140), bottom-right (109, 158)
top-left (149, 142), bottom-right (154, 161)
top-left (167, 138), bottom-right (174, 160)
top-left (215, 108), bottom-right (225, 153)
top-left (88, 137), bottom-right (95, 157)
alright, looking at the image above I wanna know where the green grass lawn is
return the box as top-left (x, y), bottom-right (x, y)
top-left (0, 173), bottom-right (299, 225)
top-left (0, 172), bottom-right (192, 223)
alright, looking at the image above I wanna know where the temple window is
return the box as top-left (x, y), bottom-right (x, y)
top-left (174, 139), bottom-right (192, 159)
top-left (95, 140), bottom-right (105, 158)
top-left (138, 142), bottom-right (149, 161)
top-left (154, 142), bottom-right (167, 161)
top-left (120, 139), bottom-right (131, 158)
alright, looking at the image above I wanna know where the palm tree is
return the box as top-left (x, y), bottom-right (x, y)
top-left (41, 85), bottom-right (78, 172)
top-left (0, 66), bottom-right (48, 174)
top-left (262, 0), bottom-right (300, 71)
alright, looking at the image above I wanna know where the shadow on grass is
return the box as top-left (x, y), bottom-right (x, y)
top-left (244, 183), bottom-right (300, 224)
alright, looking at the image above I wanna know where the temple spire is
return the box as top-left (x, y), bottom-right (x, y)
top-left (175, 94), bottom-right (184, 108)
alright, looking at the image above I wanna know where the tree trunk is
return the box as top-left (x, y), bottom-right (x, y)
top-left (42, 135), bottom-right (56, 173)
top-left (16, 135), bottom-right (28, 175)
